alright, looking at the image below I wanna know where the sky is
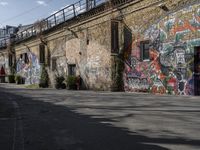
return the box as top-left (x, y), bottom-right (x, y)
top-left (0, 0), bottom-right (76, 28)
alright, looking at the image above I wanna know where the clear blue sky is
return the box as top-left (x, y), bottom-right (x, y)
top-left (0, 0), bottom-right (76, 28)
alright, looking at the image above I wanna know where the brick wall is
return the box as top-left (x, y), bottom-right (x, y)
top-left (8, 0), bottom-right (200, 94)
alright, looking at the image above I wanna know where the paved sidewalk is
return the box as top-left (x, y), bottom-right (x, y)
top-left (0, 95), bottom-right (15, 150)
top-left (0, 91), bottom-right (24, 150)
top-left (0, 83), bottom-right (26, 89)
top-left (0, 83), bottom-right (200, 150)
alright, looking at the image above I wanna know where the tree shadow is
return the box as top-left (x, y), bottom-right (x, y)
top-left (1, 88), bottom-right (200, 150)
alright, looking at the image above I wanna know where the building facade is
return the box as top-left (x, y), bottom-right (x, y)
top-left (122, 0), bottom-right (200, 96)
top-left (0, 25), bottom-right (18, 75)
top-left (0, 0), bottom-right (200, 95)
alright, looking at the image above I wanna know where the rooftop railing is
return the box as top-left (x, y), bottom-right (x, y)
top-left (0, 0), bottom-right (106, 49)
top-left (0, 0), bottom-right (132, 49)
top-left (14, 0), bottom-right (106, 42)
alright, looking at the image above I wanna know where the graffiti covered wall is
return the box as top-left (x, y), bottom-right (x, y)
top-left (51, 37), bottom-right (67, 76)
top-left (65, 22), bottom-right (112, 90)
top-left (124, 3), bottom-right (200, 95)
top-left (16, 52), bottom-right (41, 84)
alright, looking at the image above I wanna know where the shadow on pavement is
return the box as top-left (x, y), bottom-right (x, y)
top-left (1, 88), bottom-right (200, 150)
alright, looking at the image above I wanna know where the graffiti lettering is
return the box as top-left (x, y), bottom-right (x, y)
top-left (124, 4), bottom-right (200, 95)
top-left (16, 52), bottom-right (40, 84)
top-left (127, 78), bottom-right (149, 90)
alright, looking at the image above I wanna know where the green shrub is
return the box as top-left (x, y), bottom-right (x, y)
top-left (66, 75), bottom-right (77, 90)
top-left (15, 75), bottom-right (23, 84)
top-left (25, 84), bottom-right (39, 89)
top-left (111, 54), bottom-right (124, 91)
top-left (8, 74), bottom-right (15, 83)
top-left (39, 65), bottom-right (49, 88)
top-left (55, 76), bottom-right (66, 89)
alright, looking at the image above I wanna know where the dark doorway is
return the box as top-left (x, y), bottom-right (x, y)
top-left (194, 46), bottom-right (200, 96)
top-left (39, 44), bottom-right (45, 64)
top-left (124, 25), bottom-right (132, 56)
top-left (111, 21), bottom-right (119, 54)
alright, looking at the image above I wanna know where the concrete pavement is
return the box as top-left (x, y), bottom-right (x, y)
top-left (0, 83), bottom-right (200, 150)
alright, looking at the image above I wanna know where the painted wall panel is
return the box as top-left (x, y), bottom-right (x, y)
top-left (124, 3), bottom-right (200, 95)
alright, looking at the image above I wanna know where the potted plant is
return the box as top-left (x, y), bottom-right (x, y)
top-left (0, 66), bottom-right (6, 83)
top-left (8, 74), bottom-right (15, 83)
top-left (55, 75), bottom-right (66, 89)
top-left (15, 75), bottom-right (22, 84)
top-left (66, 75), bottom-right (77, 90)
top-left (39, 65), bottom-right (49, 88)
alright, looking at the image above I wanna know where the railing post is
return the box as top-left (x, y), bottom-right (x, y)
top-left (63, 9), bottom-right (66, 22)
top-left (31, 27), bottom-right (33, 36)
top-left (86, 0), bottom-right (88, 11)
top-left (54, 14), bottom-right (57, 25)
top-left (94, 0), bottom-right (96, 7)
top-left (46, 19), bottom-right (49, 29)
top-left (73, 4), bottom-right (76, 17)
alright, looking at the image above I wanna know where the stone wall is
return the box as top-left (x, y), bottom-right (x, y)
top-left (0, 50), bottom-right (8, 75)
top-left (122, 0), bottom-right (200, 95)
top-left (9, 0), bottom-right (200, 94)
top-left (15, 40), bottom-right (41, 84)
top-left (13, 8), bottom-right (113, 89)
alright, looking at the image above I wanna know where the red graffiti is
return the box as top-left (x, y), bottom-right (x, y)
top-left (152, 85), bottom-right (166, 94)
top-left (171, 18), bottom-right (200, 35)
top-left (149, 49), bottom-right (161, 71)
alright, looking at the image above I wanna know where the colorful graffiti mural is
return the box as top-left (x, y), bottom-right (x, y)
top-left (16, 52), bottom-right (41, 84)
top-left (124, 3), bottom-right (200, 95)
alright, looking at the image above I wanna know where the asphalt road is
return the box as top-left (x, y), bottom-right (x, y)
top-left (0, 84), bottom-right (200, 150)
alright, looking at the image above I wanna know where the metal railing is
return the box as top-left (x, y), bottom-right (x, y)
top-left (0, 0), bottom-right (132, 49)
top-left (14, 0), bottom-right (106, 42)
top-left (1, 0), bottom-right (107, 49)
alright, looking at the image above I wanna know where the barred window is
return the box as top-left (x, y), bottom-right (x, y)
top-left (39, 44), bottom-right (45, 64)
top-left (140, 41), bottom-right (150, 61)
top-left (52, 58), bottom-right (57, 71)
top-left (111, 21), bottom-right (119, 53)
top-left (9, 54), bottom-right (13, 67)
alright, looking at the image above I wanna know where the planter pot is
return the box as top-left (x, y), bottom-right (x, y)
top-left (0, 76), bottom-right (5, 83)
